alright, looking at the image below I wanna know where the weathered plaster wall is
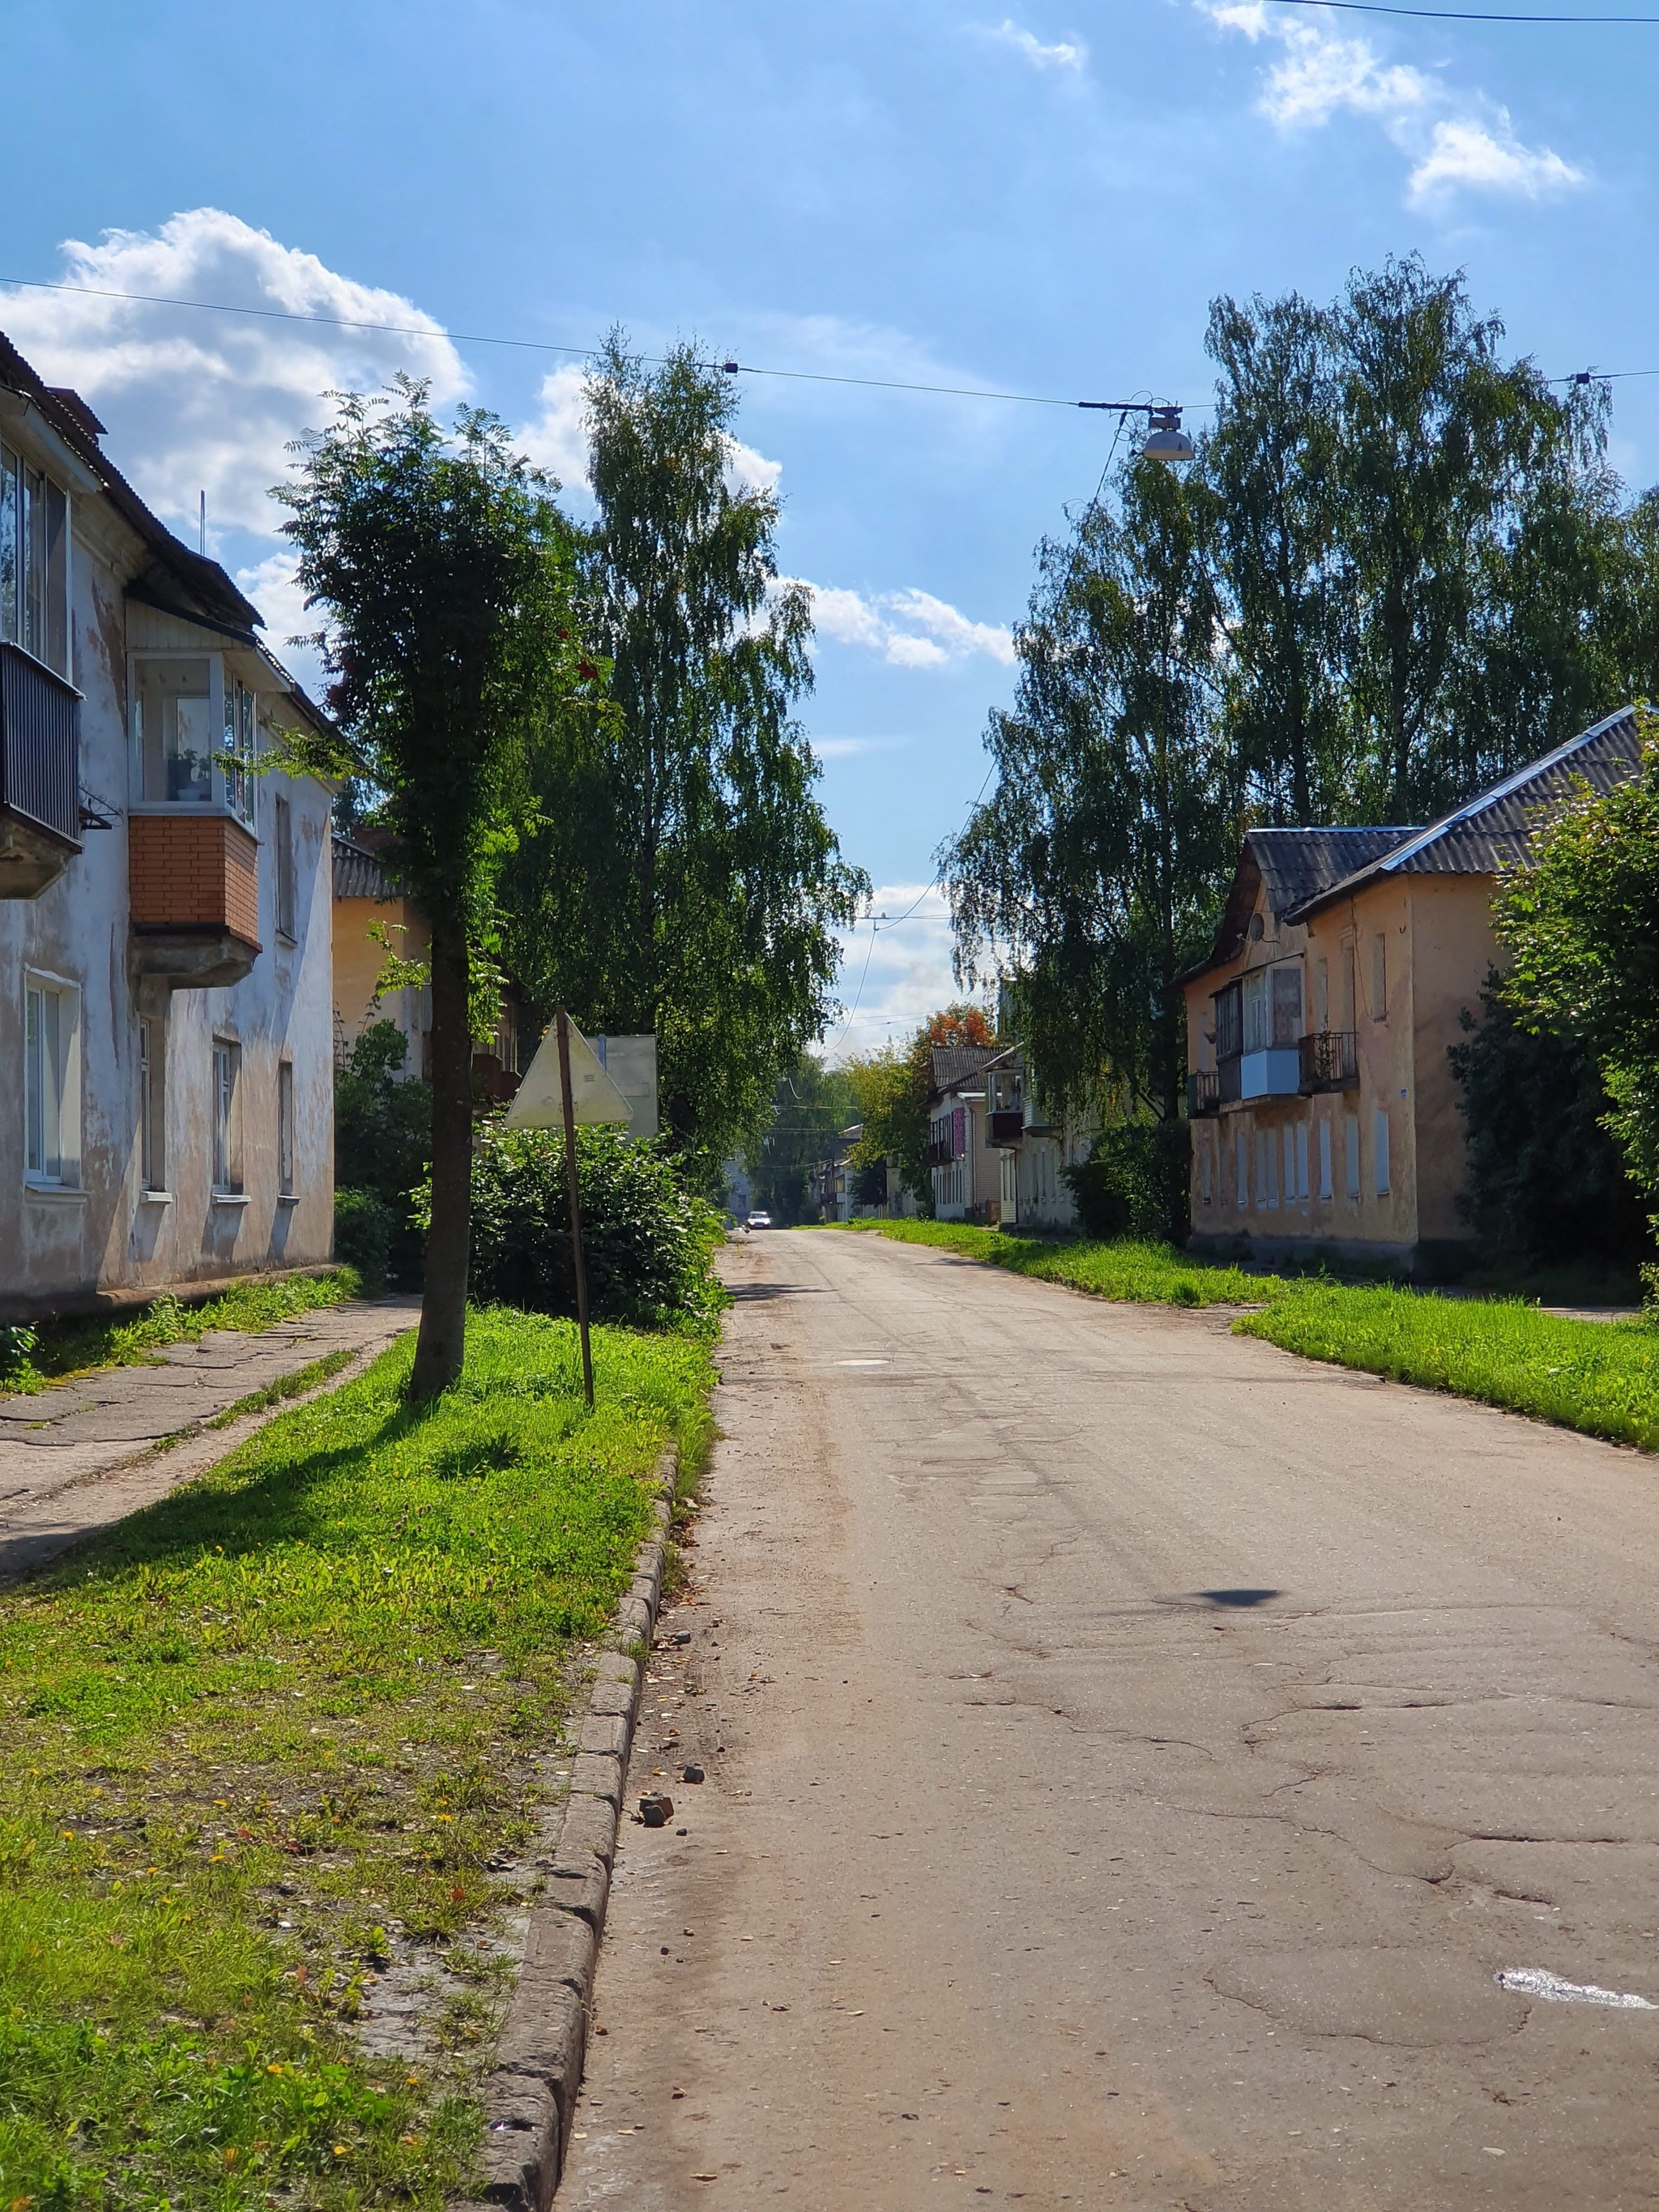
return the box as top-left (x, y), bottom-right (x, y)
top-left (0, 482), bottom-right (335, 1316)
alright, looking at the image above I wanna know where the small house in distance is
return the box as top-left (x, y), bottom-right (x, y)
top-left (1182, 708), bottom-right (1643, 1278)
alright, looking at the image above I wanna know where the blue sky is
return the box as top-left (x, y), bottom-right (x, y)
top-left (2, 0), bottom-right (1654, 1050)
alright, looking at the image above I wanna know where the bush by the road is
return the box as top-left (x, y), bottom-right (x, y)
top-left (842, 1218), bottom-right (1659, 1453)
top-left (464, 1124), bottom-right (727, 1330)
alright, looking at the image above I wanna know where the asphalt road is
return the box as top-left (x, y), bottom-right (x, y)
top-left (557, 1228), bottom-right (1659, 2210)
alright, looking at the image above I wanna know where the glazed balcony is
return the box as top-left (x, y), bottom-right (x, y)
top-left (0, 641), bottom-right (81, 897)
top-left (129, 812), bottom-right (261, 989)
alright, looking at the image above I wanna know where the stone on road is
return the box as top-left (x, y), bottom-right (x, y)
top-left (558, 1229), bottom-right (1659, 2209)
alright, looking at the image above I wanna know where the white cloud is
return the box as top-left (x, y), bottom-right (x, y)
top-left (232, 553), bottom-right (328, 698)
top-left (1407, 113), bottom-right (1584, 203)
top-left (827, 885), bottom-right (982, 1061)
top-left (984, 19), bottom-right (1088, 71)
top-left (518, 362), bottom-right (592, 489)
top-left (0, 208), bottom-right (470, 540)
top-left (1194, 0), bottom-right (1584, 204)
top-left (792, 579), bottom-right (1015, 668)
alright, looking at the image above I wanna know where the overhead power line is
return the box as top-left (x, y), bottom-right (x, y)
top-left (0, 274), bottom-right (1183, 414)
top-left (1267, 0), bottom-right (1659, 19)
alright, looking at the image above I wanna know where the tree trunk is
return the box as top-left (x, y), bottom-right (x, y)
top-left (410, 908), bottom-right (471, 1398)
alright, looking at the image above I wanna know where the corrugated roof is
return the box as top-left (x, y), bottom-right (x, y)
top-left (1286, 707), bottom-right (1644, 919)
top-left (333, 834), bottom-right (397, 901)
top-left (1188, 825), bottom-right (1418, 983)
top-left (929, 1043), bottom-right (1004, 1097)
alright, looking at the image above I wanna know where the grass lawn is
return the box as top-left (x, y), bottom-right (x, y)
top-left (841, 1219), bottom-right (1659, 1452)
top-left (0, 1306), bottom-right (713, 2209)
top-left (1, 1270), bottom-right (365, 1400)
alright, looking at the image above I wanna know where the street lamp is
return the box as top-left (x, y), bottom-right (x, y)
top-left (1140, 406), bottom-right (1195, 465)
top-left (1079, 397), bottom-right (1194, 467)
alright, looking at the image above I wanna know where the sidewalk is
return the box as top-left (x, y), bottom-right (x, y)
top-left (0, 1295), bottom-right (420, 1582)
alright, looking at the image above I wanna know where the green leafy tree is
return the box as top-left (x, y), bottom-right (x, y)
top-left (334, 1019), bottom-right (433, 1288)
top-left (281, 382), bottom-right (582, 1394)
top-left (942, 459), bottom-right (1239, 1121)
top-left (501, 336), bottom-right (868, 1188)
top-left (1203, 289), bottom-right (1350, 823)
top-left (747, 1054), bottom-right (859, 1224)
top-left (1493, 713), bottom-right (1659, 1275)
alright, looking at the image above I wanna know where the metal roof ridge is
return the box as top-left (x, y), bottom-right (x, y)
top-left (1375, 705), bottom-right (1639, 878)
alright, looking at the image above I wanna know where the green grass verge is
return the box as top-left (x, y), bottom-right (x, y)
top-left (840, 1219), bottom-right (1659, 1451)
top-left (0, 1305), bottom-right (713, 2208)
top-left (1, 1270), bottom-right (365, 1400)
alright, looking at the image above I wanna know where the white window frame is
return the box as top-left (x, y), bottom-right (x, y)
top-left (211, 1036), bottom-right (244, 1197)
top-left (23, 970), bottom-right (81, 1189)
top-left (128, 652), bottom-right (258, 826)
top-left (0, 441), bottom-right (71, 677)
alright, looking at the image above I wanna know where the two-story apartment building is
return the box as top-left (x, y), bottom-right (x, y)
top-left (0, 331), bottom-right (338, 1318)
top-left (1183, 708), bottom-right (1643, 1275)
top-left (927, 1043), bottom-right (1006, 1221)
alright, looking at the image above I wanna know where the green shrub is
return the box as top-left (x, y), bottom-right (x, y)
top-left (462, 1125), bottom-right (727, 1330)
top-left (332, 1187), bottom-right (394, 1293)
top-left (335, 1020), bottom-right (431, 1287)
top-left (1448, 971), bottom-right (1648, 1270)
top-left (0, 1324), bottom-right (36, 1386)
top-left (1064, 1121), bottom-right (1191, 1244)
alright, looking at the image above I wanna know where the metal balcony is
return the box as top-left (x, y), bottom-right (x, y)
top-left (924, 1138), bottom-right (955, 1169)
top-left (1299, 1030), bottom-right (1359, 1094)
top-left (988, 1108), bottom-right (1025, 1147)
top-left (1185, 1069), bottom-right (1222, 1118)
top-left (0, 642), bottom-right (81, 897)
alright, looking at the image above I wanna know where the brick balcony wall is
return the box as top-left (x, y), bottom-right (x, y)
top-left (129, 813), bottom-right (261, 946)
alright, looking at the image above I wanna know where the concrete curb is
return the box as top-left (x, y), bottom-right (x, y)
top-left (457, 1460), bottom-right (676, 2211)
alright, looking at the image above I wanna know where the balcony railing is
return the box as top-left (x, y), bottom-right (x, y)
top-left (1217, 1054), bottom-right (1243, 1104)
top-left (1186, 1069), bottom-right (1222, 1118)
top-left (1, 642), bottom-right (80, 845)
top-left (924, 1138), bottom-right (955, 1169)
top-left (1299, 1029), bottom-right (1359, 1093)
top-left (988, 1108), bottom-right (1025, 1147)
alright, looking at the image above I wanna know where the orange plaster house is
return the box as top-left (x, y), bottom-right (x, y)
top-left (1182, 708), bottom-right (1643, 1277)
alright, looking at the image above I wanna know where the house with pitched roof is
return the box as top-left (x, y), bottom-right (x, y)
top-left (1182, 708), bottom-right (1643, 1276)
top-left (0, 329), bottom-right (339, 1320)
top-left (926, 1040), bottom-right (1009, 1221)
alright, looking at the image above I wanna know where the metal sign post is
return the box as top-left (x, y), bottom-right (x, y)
top-left (556, 1008), bottom-right (595, 1410)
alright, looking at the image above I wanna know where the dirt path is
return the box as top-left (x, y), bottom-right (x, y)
top-left (0, 1296), bottom-right (419, 1582)
top-left (557, 1228), bottom-right (1659, 2210)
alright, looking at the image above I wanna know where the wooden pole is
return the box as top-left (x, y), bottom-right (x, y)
top-left (557, 1009), bottom-right (595, 1410)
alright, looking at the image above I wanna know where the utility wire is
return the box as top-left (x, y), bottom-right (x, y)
top-left (0, 273), bottom-right (1180, 414)
top-left (1268, 0), bottom-right (1659, 19)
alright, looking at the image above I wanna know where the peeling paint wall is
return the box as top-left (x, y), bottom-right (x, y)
top-left (0, 447), bottom-right (335, 1316)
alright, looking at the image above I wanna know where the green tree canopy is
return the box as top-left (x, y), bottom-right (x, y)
top-left (281, 381), bottom-right (581, 1394)
top-left (942, 458), bottom-right (1240, 1121)
top-left (1493, 713), bottom-right (1659, 1265)
top-left (501, 336), bottom-right (868, 1189)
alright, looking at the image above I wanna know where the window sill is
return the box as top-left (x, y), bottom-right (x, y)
top-left (275, 931), bottom-right (297, 948)
top-left (210, 1190), bottom-right (251, 1206)
top-left (24, 1180), bottom-right (85, 1202)
top-left (138, 1189), bottom-right (174, 1205)
top-left (276, 1192), bottom-right (301, 1206)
